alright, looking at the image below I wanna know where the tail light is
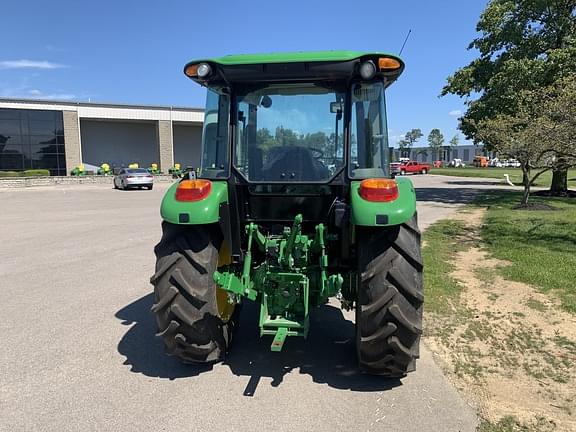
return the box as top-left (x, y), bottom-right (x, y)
top-left (175, 179), bottom-right (211, 202)
top-left (359, 178), bottom-right (399, 202)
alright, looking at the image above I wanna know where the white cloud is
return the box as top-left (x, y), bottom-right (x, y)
top-left (0, 60), bottom-right (67, 70)
top-left (449, 109), bottom-right (462, 117)
top-left (28, 92), bottom-right (76, 100)
top-left (0, 88), bottom-right (76, 100)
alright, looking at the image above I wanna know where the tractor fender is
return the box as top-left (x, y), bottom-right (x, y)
top-left (160, 180), bottom-right (228, 224)
top-left (350, 177), bottom-right (416, 226)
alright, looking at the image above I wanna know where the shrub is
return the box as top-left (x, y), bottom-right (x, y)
top-left (0, 171), bottom-right (21, 177)
top-left (22, 169), bottom-right (51, 177)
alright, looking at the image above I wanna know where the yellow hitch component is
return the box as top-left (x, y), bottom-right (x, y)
top-left (216, 242), bottom-right (236, 322)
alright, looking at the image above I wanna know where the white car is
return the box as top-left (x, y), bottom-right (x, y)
top-left (449, 158), bottom-right (465, 168)
top-left (113, 168), bottom-right (154, 190)
top-left (489, 158), bottom-right (503, 167)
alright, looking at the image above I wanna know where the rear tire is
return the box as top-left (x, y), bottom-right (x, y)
top-left (356, 214), bottom-right (423, 376)
top-left (150, 222), bottom-right (238, 363)
top-left (147, 185), bottom-right (153, 190)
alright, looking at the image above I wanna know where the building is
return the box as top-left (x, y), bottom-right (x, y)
top-left (0, 98), bottom-right (204, 175)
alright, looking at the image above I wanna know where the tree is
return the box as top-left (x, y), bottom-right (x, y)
top-left (449, 135), bottom-right (459, 148)
top-left (475, 76), bottom-right (576, 206)
top-left (256, 128), bottom-right (276, 151)
top-left (427, 129), bottom-right (444, 161)
top-left (398, 128), bottom-right (423, 158)
top-left (445, 134), bottom-right (460, 161)
top-left (476, 112), bottom-right (552, 206)
top-left (527, 75), bottom-right (576, 183)
top-left (442, 0), bottom-right (576, 195)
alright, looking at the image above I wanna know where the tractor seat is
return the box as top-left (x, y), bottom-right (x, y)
top-left (260, 146), bottom-right (329, 182)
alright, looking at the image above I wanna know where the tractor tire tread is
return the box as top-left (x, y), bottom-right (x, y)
top-left (356, 215), bottom-right (423, 376)
top-left (151, 222), bottom-right (237, 364)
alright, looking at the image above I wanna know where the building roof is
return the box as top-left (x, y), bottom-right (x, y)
top-left (0, 97), bottom-right (202, 112)
top-left (0, 97), bottom-right (204, 123)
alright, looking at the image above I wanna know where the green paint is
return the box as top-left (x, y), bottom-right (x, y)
top-left (187, 50), bottom-right (403, 67)
top-left (271, 327), bottom-right (288, 352)
top-left (160, 180), bottom-right (228, 225)
top-left (350, 177), bottom-right (417, 226)
top-left (213, 214), bottom-right (342, 351)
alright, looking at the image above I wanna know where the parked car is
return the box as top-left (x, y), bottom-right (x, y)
top-left (449, 158), bottom-right (465, 168)
top-left (390, 162), bottom-right (402, 176)
top-left (113, 168), bottom-right (154, 190)
top-left (397, 160), bottom-right (432, 175)
top-left (489, 158), bottom-right (503, 167)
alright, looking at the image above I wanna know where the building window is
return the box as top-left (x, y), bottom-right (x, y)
top-left (453, 149), bottom-right (459, 158)
top-left (463, 149), bottom-right (470, 161)
top-left (0, 108), bottom-right (66, 175)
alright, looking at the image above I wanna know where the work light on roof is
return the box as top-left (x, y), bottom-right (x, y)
top-left (359, 61), bottom-right (377, 80)
top-left (197, 63), bottom-right (212, 78)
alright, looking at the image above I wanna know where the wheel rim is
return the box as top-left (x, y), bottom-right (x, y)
top-left (216, 241), bottom-right (236, 322)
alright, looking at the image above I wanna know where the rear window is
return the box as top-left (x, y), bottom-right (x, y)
top-left (126, 169), bottom-right (148, 174)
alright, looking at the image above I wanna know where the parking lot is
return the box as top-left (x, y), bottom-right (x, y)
top-left (0, 176), bottom-right (498, 432)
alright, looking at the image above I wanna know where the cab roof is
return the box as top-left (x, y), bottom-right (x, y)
top-left (193, 50), bottom-right (402, 66)
top-left (183, 50), bottom-right (405, 87)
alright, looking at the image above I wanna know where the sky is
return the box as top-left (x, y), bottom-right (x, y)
top-left (0, 0), bottom-right (488, 148)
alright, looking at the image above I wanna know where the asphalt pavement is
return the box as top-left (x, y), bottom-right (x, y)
top-left (0, 175), bottom-right (506, 432)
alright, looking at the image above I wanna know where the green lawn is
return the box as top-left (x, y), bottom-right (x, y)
top-left (474, 192), bottom-right (576, 313)
top-left (430, 167), bottom-right (576, 188)
top-left (423, 191), bottom-right (576, 314)
top-left (422, 220), bottom-right (469, 314)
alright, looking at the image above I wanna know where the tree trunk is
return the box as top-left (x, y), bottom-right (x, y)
top-left (550, 166), bottom-right (568, 196)
top-left (521, 165), bottom-right (531, 207)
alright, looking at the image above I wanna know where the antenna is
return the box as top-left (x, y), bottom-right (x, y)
top-left (399, 29), bottom-right (412, 56)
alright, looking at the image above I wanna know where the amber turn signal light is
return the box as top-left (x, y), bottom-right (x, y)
top-left (184, 64), bottom-right (199, 77)
top-left (175, 179), bottom-right (212, 202)
top-left (378, 57), bottom-right (402, 71)
top-left (359, 178), bottom-right (399, 202)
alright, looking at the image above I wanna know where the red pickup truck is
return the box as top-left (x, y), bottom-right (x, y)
top-left (391, 161), bottom-right (432, 176)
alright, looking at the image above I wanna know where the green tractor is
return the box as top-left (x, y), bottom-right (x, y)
top-left (151, 51), bottom-right (423, 376)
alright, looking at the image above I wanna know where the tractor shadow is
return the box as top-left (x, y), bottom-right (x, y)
top-left (115, 294), bottom-right (402, 394)
top-left (415, 186), bottom-right (491, 204)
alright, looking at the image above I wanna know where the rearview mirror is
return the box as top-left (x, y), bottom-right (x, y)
top-left (330, 102), bottom-right (343, 113)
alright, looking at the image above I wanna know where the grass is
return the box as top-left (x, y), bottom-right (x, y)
top-left (525, 298), bottom-right (547, 312)
top-left (422, 192), bottom-right (575, 431)
top-left (430, 167), bottom-right (576, 188)
top-left (474, 191), bottom-right (576, 313)
top-left (422, 220), bottom-right (469, 314)
top-left (478, 416), bottom-right (555, 432)
top-left (423, 190), bottom-right (576, 313)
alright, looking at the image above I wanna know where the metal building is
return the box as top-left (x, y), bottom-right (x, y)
top-left (0, 98), bottom-right (204, 175)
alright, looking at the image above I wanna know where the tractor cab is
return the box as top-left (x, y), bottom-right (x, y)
top-left (185, 52), bottom-right (404, 227)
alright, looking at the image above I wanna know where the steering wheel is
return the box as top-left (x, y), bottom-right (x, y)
top-left (308, 147), bottom-right (324, 160)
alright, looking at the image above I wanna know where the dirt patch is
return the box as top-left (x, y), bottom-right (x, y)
top-left (513, 202), bottom-right (557, 210)
top-left (425, 208), bottom-right (576, 431)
